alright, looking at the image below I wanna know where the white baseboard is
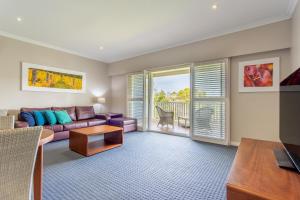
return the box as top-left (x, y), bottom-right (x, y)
top-left (230, 141), bottom-right (240, 146)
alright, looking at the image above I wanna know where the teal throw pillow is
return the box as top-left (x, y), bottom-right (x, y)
top-left (32, 110), bottom-right (46, 126)
top-left (54, 110), bottom-right (72, 124)
top-left (44, 110), bottom-right (57, 125)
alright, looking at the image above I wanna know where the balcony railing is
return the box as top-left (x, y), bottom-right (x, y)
top-left (153, 102), bottom-right (190, 120)
top-left (152, 101), bottom-right (223, 139)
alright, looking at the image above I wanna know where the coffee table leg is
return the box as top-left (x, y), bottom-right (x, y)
top-left (104, 130), bottom-right (123, 144)
top-left (69, 132), bottom-right (88, 156)
top-left (34, 145), bottom-right (43, 200)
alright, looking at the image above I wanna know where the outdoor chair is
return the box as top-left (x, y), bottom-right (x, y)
top-left (0, 127), bottom-right (43, 200)
top-left (156, 106), bottom-right (174, 127)
top-left (196, 107), bottom-right (214, 130)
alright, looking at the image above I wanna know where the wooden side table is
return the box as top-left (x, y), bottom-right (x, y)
top-left (34, 129), bottom-right (54, 200)
top-left (177, 116), bottom-right (189, 128)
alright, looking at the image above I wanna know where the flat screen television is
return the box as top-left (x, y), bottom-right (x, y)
top-left (280, 68), bottom-right (300, 173)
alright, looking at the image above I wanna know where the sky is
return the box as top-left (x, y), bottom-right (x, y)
top-left (153, 74), bottom-right (190, 93)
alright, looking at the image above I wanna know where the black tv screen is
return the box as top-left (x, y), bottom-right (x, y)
top-left (280, 68), bottom-right (300, 172)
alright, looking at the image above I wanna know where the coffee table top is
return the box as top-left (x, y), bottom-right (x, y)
top-left (70, 125), bottom-right (123, 136)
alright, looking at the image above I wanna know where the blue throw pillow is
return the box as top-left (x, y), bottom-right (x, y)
top-left (32, 110), bottom-right (46, 126)
top-left (54, 110), bottom-right (72, 124)
top-left (20, 112), bottom-right (35, 127)
top-left (44, 110), bottom-right (57, 125)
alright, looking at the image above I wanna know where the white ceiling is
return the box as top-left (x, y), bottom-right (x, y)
top-left (0, 0), bottom-right (298, 63)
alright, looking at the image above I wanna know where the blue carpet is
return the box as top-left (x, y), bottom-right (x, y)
top-left (43, 132), bottom-right (236, 200)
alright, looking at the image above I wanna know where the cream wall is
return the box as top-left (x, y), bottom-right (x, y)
top-left (111, 75), bottom-right (127, 114)
top-left (231, 49), bottom-right (291, 143)
top-left (292, 1), bottom-right (300, 70)
top-left (109, 20), bottom-right (291, 76)
top-left (0, 36), bottom-right (111, 112)
top-left (109, 20), bottom-right (293, 144)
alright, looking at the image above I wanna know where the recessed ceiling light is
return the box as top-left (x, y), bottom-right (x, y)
top-left (99, 46), bottom-right (104, 50)
top-left (17, 17), bottom-right (23, 22)
top-left (212, 4), bottom-right (218, 10)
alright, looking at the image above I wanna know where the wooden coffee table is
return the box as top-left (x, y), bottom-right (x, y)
top-left (69, 125), bottom-right (123, 156)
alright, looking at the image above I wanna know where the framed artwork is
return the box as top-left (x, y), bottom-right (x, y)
top-left (22, 62), bottom-right (86, 93)
top-left (239, 57), bottom-right (280, 92)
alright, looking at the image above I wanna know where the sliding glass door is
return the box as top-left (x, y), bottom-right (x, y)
top-left (148, 66), bottom-right (191, 136)
top-left (191, 59), bottom-right (230, 145)
top-left (126, 60), bottom-right (230, 145)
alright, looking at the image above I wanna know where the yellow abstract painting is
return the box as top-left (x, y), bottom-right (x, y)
top-left (28, 68), bottom-right (83, 90)
top-left (22, 63), bottom-right (86, 93)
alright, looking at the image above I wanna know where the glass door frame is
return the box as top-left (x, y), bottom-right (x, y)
top-left (126, 71), bottom-right (148, 131)
top-left (190, 58), bottom-right (230, 145)
top-left (147, 64), bottom-right (192, 137)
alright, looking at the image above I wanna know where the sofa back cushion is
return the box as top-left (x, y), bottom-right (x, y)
top-left (75, 106), bottom-right (95, 120)
top-left (52, 107), bottom-right (76, 121)
top-left (19, 108), bottom-right (51, 121)
top-left (21, 107), bottom-right (51, 112)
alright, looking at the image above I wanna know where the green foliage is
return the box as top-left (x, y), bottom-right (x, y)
top-left (154, 88), bottom-right (191, 103)
top-left (154, 90), bottom-right (168, 103)
top-left (177, 88), bottom-right (190, 102)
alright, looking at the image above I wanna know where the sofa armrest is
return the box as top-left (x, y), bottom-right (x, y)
top-left (95, 113), bottom-right (124, 120)
top-left (109, 113), bottom-right (123, 118)
top-left (15, 120), bottom-right (29, 128)
top-left (95, 114), bottom-right (110, 120)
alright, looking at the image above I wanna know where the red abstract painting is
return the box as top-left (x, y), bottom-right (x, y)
top-left (243, 63), bottom-right (273, 87)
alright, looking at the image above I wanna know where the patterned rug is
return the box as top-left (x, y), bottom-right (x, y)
top-left (43, 132), bottom-right (236, 200)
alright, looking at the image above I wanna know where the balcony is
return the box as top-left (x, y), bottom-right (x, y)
top-left (150, 102), bottom-right (190, 136)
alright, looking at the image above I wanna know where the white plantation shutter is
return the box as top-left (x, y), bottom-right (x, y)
top-left (127, 73), bottom-right (145, 130)
top-left (191, 60), bottom-right (229, 144)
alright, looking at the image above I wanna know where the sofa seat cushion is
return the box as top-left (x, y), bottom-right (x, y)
top-left (44, 124), bottom-right (64, 133)
top-left (52, 131), bottom-right (69, 141)
top-left (52, 107), bottom-right (76, 121)
top-left (84, 119), bottom-right (106, 127)
top-left (15, 120), bottom-right (29, 128)
top-left (63, 121), bottom-right (88, 131)
top-left (109, 117), bottom-right (137, 126)
top-left (76, 106), bottom-right (95, 120)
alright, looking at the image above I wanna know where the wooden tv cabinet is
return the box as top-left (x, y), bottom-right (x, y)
top-left (226, 138), bottom-right (300, 200)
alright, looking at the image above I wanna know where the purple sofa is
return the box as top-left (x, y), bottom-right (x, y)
top-left (96, 113), bottom-right (137, 133)
top-left (15, 106), bottom-right (106, 141)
